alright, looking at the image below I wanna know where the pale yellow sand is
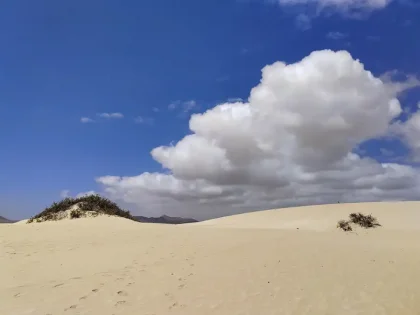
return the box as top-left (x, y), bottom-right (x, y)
top-left (1, 202), bottom-right (420, 315)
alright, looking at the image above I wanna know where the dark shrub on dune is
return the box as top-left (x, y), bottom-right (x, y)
top-left (349, 212), bottom-right (381, 228)
top-left (337, 220), bottom-right (353, 232)
top-left (337, 212), bottom-right (381, 232)
top-left (69, 209), bottom-right (83, 219)
top-left (27, 194), bottom-right (133, 223)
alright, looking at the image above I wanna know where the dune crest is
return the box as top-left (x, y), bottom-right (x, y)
top-left (196, 201), bottom-right (420, 231)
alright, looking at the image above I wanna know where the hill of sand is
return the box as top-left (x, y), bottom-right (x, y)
top-left (197, 201), bottom-right (420, 231)
top-left (1, 202), bottom-right (420, 315)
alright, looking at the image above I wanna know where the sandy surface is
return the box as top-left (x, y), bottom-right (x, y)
top-left (1, 202), bottom-right (420, 315)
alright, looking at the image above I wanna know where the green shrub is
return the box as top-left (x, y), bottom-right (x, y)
top-left (27, 194), bottom-right (133, 223)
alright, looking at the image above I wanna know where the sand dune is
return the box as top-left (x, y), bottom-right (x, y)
top-left (2, 202), bottom-right (420, 315)
top-left (197, 201), bottom-right (420, 231)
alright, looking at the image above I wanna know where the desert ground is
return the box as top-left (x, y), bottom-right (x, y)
top-left (1, 202), bottom-right (420, 315)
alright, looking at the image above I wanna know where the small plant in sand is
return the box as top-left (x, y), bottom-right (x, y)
top-left (337, 213), bottom-right (381, 232)
top-left (337, 220), bottom-right (352, 232)
top-left (27, 194), bottom-right (133, 223)
top-left (349, 212), bottom-right (381, 228)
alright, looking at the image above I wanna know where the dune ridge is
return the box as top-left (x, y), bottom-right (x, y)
top-left (196, 201), bottom-right (420, 231)
top-left (2, 201), bottom-right (420, 315)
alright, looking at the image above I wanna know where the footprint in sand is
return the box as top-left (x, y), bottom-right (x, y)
top-left (169, 302), bottom-right (186, 310)
top-left (64, 305), bottom-right (77, 311)
top-left (117, 290), bottom-right (128, 296)
top-left (115, 300), bottom-right (127, 307)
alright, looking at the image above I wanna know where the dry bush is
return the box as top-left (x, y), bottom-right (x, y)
top-left (349, 212), bottom-right (381, 228)
top-left (337, 212), bottom-right (381, 232)
top-left (337, 220), bottom-right (353, 232)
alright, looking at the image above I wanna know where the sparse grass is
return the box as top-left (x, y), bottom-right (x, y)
top-left (337, 212), bottom-right (381, 232)
top-left (27, 194), bottom-right (133, 223)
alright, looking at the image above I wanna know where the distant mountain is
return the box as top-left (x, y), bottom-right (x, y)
top-left (133, 215), bottom-right (197, 224)
top-left (0, 216), bottom-right (15, 223)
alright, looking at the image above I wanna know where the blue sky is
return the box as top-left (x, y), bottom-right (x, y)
top-left (1, 0), bottom-right (420, 220)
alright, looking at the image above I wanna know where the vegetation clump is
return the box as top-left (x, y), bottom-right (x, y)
top-left (337, 212), bottom-right (381, 232)
top-left (69, 209), bottom-right (83, 219)
top-left (337, 220), bottom-right (353, 232)
top-left (349, 212), bottom-right (381, 228)
top-left (27, 194), bottom-right (133, 223)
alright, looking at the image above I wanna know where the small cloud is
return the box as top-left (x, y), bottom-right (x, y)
top-left (380, 70), bottom-right (420, 95)
top-left (152, 107), bottom-right (160, 113)
top-left (97, 112), bottom-right (124, 119)
top-left (80, 117), bottom-right (94, 123)
top-left (295, 14), bottom-right (311, 31)
top-left (168, 100), bottom-right (199, 115)
top-left (240, 48), bottom-right (249, 55)
top-left (134, 116), bottom-right (154, 125)
top-left (273, 0), bottom-right (393, 16)
top-left (168, 100), bottom-right (181, 110)
top-left (326, 31), bottom-right (347, 40)
top-left (60, 190), bottom-right (70, 198)
top-left (183, 100), bottom-right (197, 113)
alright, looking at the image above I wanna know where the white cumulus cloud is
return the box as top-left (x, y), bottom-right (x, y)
top-left (96, 50), bottom-right (420, 220)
